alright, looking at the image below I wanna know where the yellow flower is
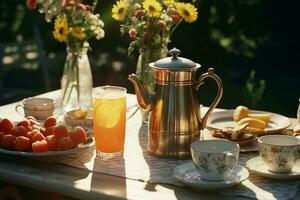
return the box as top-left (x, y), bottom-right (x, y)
top-left (175, 2), bottom-right (198, 23)
top-left (163, 0), bottom-right (174, 6)
top-left (52, 15), bottom-right (69, 42)
top-left (112, 0), bottom-right (128, 21)
top-left (143, 0), bottom-right (162, 18)
top-left (70, 27), bottom-right (86, 40)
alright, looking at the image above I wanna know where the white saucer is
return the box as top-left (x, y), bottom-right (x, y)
top-left (173, 162), bottom-right (249, 191)
top-left (246, 157), bottom-right (300, 180)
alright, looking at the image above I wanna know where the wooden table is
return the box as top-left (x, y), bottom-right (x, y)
top-left (0, 90), bottom-right (299, 200)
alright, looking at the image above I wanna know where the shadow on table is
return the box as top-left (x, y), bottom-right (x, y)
top-left (0, 154), bottom-right (92, 200)
top-left (219, 174), bottom-right (299, 200)
top-left (137, 125), bottom-right (156, 192)
top-left (136, 126), bottom-right (268, 200)
top-left (136, 126), bottom-right (213, 199)
top-left (1, 154), bottom-right (91, 181)
top-left (90, 155), bottom-right (127, 199)
top-left (137, 126), bottom-right (192, 193)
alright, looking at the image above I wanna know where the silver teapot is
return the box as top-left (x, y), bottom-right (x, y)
top-left (128, 48), bottom-right (223, 158)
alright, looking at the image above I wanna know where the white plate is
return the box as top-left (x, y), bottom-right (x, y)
top-left (173, 162), bottom-right (249, 191)
top-left (246, 157), bottom-right (300, 180)
top-left (207, 110), bottom-right (291, 134)
top-left (0, 138), bottom-right (94, 157)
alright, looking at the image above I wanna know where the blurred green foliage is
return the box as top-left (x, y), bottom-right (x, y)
top-left (206, 0), bottom-right (268, 58)
top-left (0, 0), bottom-right (299, 117)
top-left (244, 70), bottom-right (266, 108)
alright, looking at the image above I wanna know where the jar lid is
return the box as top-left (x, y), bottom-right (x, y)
top-left (150, 48), bottom-right (200, 71)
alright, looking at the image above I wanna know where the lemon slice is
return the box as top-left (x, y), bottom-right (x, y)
top-left (238, 117), bottom-right (266, 129)
top-left (94, 102), bottom-right (120, 128)
top-left (247, 113), bottom-right (271, 123)
top-left (233, 106), bottom-right (250, 121)
top-left (73, 109), bottom-right (88, 119)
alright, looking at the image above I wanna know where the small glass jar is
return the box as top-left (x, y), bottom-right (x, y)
top-left (297, 98), bottom-right (300, 123)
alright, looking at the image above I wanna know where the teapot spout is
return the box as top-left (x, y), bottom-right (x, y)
top-left (128, 74), bottom-right (155, 111)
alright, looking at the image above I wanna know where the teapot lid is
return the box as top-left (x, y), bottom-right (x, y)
top-left (150, 48), bottom-right (200, 71)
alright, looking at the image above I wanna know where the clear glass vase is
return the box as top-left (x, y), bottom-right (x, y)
top-left (297, 98), bottom-right (300, 123)
top-left (136, 47), bottom-right (168, 124)
top-left (59, 46), bottom-right (93, 113)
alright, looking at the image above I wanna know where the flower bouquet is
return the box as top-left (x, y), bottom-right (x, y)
top-left (112, 0), bottom-right (198, 123)
top-left (112, 0), bottom-right (198, 54)
top-left (27, 0), bottom-right (105, 112)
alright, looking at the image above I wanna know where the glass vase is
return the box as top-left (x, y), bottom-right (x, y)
top-left (59, 46), bottom-right (93, 113)
top-left (136, 47), bottom-right (168, 124)
top-left (297, 98), bottom-right (300, 123)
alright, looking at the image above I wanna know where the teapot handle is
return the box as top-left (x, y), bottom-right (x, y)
top-left (195, 68), bottom-right (223, 130)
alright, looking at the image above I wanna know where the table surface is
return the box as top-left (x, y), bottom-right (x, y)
top-left (0, 90), bottom-right (299, 200)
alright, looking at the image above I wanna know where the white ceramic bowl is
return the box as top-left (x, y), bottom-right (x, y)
top-left (64, 108), bottom-right (93, 128)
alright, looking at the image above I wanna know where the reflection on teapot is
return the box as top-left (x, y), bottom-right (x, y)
top-left (128, 48), bottom-right (223, 158)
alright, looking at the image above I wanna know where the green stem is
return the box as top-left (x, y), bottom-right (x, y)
top-left (61, 56), bottom-right (73, 105)
top-left (61, 51), bottom-right (79, 106)
top-left (75, 55), bottom-right (80, 106)
top-left (92, 0), bottom-right (100, 12)
top-left (170, 19), bottom-right (183, 38)
top-left (66, 84), bottom-right (75, 104)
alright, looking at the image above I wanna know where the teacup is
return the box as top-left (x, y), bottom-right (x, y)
top-left (190, 140), bottom-right (240, 181)
top-left (258, 135), bottom-right (300, 173)
top-left (15, 97), bottom-right (55, 120)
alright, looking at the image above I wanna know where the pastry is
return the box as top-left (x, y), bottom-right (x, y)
top-left (211, 123), bottom-right (256, 146)
top-left (231, 123), bottom-right (249, 140)
top-left (244, 127), bottom-right (265, 136)
top-left (293, 124), bottom-right (300, 136)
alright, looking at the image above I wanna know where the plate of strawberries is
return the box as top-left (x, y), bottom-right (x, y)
top-left (0, 116), bottom-right (94, 157)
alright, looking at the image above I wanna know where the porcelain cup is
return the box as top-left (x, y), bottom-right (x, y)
top-left (258, 135), bottom-right (300, 173)
top-left (190, 140), bottom-right (240, 181)
top-left (15, 97), bottom-right (55, 120)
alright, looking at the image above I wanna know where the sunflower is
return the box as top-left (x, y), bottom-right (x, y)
top-left (70, 27), bottom-right (86, 40)
top-left (52, 15), bottom-right (69, 42)
top-left (112, 0), bottom-right (128, 21)
top-left (175, 3), bottom-right (198, 23)
top-left (143, 0), bottom-right (162, 18)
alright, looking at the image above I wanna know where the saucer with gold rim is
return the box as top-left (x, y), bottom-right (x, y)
top-left (173, 162), bottom-right (249, 191)
top-left (246, 157), bottom-right (300, 180)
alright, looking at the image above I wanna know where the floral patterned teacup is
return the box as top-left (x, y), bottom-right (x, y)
top-left (258, 135), bottom-right (300, 173)
top-left (190, 140), bottom-right (240, 181)
top-left (15, 97), bottom-right (55, 120)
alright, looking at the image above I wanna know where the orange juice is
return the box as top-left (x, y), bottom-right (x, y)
top-left (93, 86), bottom-right (126, 157)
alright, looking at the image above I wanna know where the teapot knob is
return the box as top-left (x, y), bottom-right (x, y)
top-left (169, 48), bottom-right (181, 59)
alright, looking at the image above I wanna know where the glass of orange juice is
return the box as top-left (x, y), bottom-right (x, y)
top-left (93, 86), bottom-right (126, 159)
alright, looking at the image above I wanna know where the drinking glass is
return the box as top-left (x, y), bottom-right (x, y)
top-left (93, 86), bottom-right (126, 159)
